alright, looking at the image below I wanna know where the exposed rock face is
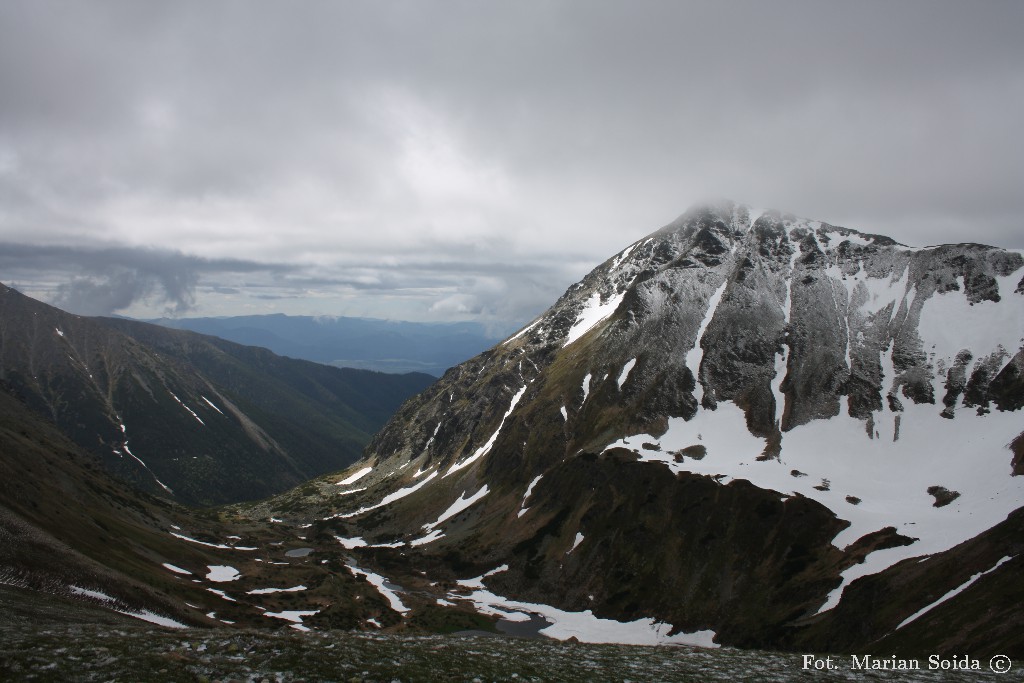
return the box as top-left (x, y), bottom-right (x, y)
top-left (306, 201), bottom-right (1024, 654)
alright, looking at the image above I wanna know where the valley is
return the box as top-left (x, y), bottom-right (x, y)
top-left (2, 202), bottom-right (1023, 679)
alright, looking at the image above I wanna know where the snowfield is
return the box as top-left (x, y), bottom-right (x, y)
top-left (605, 397), bottom-right (1024, 611)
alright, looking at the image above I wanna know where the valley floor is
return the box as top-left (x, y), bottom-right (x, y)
top-left (1, 587), bottom-right (1017, 683)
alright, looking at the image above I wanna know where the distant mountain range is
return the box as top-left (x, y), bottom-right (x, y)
top-left (148, 314), bottom-right (504, 376)
top-left (0, 283), bottom-right (434, 505)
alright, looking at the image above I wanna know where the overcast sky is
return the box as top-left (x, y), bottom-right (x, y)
top-left (1, 1), bottom-right (1022, 331)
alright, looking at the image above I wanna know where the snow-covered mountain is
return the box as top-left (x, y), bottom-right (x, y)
top-left (285, 201), bottom-right (1024, 654)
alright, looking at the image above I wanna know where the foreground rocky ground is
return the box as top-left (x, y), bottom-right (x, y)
top-left (1, 586), bottom-right (1020, 682)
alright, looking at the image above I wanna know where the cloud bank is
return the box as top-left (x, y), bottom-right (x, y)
top-left (1, 1), bottom-right (1022, 325)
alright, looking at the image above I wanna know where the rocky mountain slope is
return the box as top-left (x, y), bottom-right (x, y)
top-left (0, 284), bottom-right (434, 504)
top-left (0, 382), bottom-right (424, 637)
top-left (270, 201), bottom-right (1024, 655)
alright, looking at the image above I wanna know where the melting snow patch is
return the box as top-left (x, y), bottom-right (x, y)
top-left (70, 586), bottom-right (186, 629)
top-left (169, 531), bottom-right (257, 551)
top-left (617, 358), bottom-right (637, 390)
top-left (169, 392), bottom-right (205, 425)
top-left (124, 609), bottom-right (188, 629)
top-left (122, 443), bottom-right (173, 493)
top-left (347, 563), bottom-right (410, 614)
top-left (611, 242), bottom-right (639, 270)
top-left (205, 565), bottom-right (241, 583)
top-left (247, 585), bottom-right (308, 595)
top-left (504, 318), bottom-right (543, 345)
top-left (825, 230), bottom-right (873, 248)
top-left (518, 475), bottom-right (543, 518)
top-left (337, 486), bottom-right (367, 496)
top-left (337, 466), bottom-right (373, 486)
top-left (568, 532), bottom-right (584, 554)
top-left (337, 471), bottom-right (439, 518)
top-left (684, 279), bottom-right (728, 404)
top-left (896, 556), bottom-right (1014, 630)
top-left (162, 563), bottom-right (191, 575)
top-left (409, 529), bottom-right (445, 546)
top-left (205, 588), bottom-right (237, 602)
top-left (336, 535), bottom-right (405, 549)
top-left (423, 485), bottom-right (490, 532)
top-left (450, 575), bottom-right (718, 647)
top-left (445, 386), bottom-right (527, 477)
top-left (457, 564), bottom-right (510, 590)
top-left (564, 291), bottom-right (626, 347)
top-left (264, 610), bottom-right (319, 629)
top-left (71, 586), bottom-right (114, 602)
top-left (200, 396), bottom-right (225, 414)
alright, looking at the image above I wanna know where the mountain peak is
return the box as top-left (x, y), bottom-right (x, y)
top-left (305, 204), bottom-right (1024, 652)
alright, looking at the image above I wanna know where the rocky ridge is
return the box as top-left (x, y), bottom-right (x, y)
top-left (0, 283), bottom-right (433, 504)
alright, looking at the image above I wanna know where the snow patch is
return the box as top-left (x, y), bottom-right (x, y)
top-left (200, 396), bottom-right (225, 414)
top-left (617, 358), bottom-right (637, 390)
top-left (445, 386), bottom-right (527, 477)
top-left (611, 242), bottom-right (639, 271)
top-left (169, 531), bottom-right (257, 551)
top-left (337, 466), bottom-right (373, 486)
top-left (337, 486), bottom-right (367, 496)
top-left (568, 532), bottom-right (584, 554)
top-left (896, 556), bottom-right (1014, 630)
top-left (451, 579), bottom-right (718, 647)
top-left (247, 585), bottom-right (308, 595)
top-left (205, 588), bottom-right (237, 602)
top-left (918, 273), bottom-right (1024, 372)
top-left (162, 563), bottom-right (191, 575)
top-left (347, 563), bottom-right (410, 614)
top-left (336, 471), bottom-right (439, 518)
top-left (264, 610), bottom-right (319, 629)
top-left (564, 291), bottom-right (626, 347)
top-left (825, 230), bottom-right (873, 248)
top-left (423, 485), bottom-right (490, 532)
top-left (335, 536), bottom-right (368, 549)
top-left (518, 475), bottom-right (543, 518)
top-left (169, 392), bottom-right (205, 425)
top-left (70, 586), bottom-right (186, 629)
top-left (122, 442), bottom-right (173, 494)
top-left (684, 280), bottom-right (728, 404)
top-left (409, 529), bottom-right (446, 546)
top-left (457, 564), bottom-right (510, 589)
top-left (504, 318), bottom-right (543, 345)
top-left (205, 565), bottom-right (240, 583)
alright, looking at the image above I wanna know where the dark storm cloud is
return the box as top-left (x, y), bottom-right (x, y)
top-left (1, 1), bottom-right (1022, 324)
top-left (0, 243), bottom-right (292, 315)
